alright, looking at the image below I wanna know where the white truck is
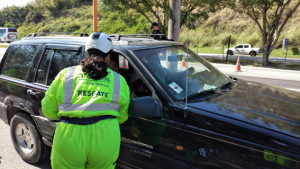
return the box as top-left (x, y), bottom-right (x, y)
top-left (0, 28), bottom-right (18, 43)
top-left (224, 44), bottom-right (261, 57)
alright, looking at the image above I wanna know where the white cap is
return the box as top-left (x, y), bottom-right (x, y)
top-left (85, 32), bottom-right (113, 53)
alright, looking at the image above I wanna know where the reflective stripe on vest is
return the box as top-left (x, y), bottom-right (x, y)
top-left (58, 66), bottom-right (120, 111)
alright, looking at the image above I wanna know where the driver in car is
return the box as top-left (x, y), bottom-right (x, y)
top-left (146, 55), bottom-right (190, 85)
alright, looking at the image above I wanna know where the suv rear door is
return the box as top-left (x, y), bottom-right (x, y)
top-left (25, 44), bottom-right (83, 142)
top-left (0, 44), bottom-right (40, 122)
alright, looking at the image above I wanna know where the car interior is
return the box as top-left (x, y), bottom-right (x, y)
top-left (110, 52), bottom-right (151, 98)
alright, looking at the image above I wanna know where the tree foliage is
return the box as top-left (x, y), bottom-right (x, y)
top-left (226, 0), bottom-right (300, 65)
top-left (101, 0), bottom-right (220, 34)
top-left (0, 0), bottom-right (92, 28)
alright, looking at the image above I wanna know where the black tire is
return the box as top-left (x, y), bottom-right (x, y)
top-left (227, 50), bottom-right (233, 55)
top-left (250, 51), bottom-right (256, 57)
top-left (10, 112), bottom-right (50, 164)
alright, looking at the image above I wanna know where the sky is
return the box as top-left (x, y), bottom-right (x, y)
top-left (0, 0), bottom-right (35, 9)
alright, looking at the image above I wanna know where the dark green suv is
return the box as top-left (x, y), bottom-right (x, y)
top-left (0, 33), bottom-right (300, 169)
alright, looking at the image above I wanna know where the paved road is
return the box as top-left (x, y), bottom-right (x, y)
top-left (0, 120), bottom-right (51, 169)
top-left (199, 53), bottom-right (300, 64)
top-left (225, 75), bottom-right (300, 92)
top-left (211, 63), bottom-right (300, 92)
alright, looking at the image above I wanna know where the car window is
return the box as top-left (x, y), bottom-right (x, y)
top-left (8, 28), bottom-right (17, 32)
top-left (35, 49), bottom-right (54, 84)
top-left (244, 45), bottom-right (249, 48)
top-left (133, 46), bottom-right (229, 100)
top-left (119, 55), bottom-right (129, 70)
top-left (236, 45), bottom-right (243, 48)
top-left (2, 45), bottom-right (38, 80)
top-left (47, 49), bottom-right (81, 85)
top-left (0, 29), bottom-right (6, 35)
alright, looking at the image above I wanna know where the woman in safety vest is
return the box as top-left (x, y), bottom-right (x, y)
top-left (41, 32), bottom-right (130, 169)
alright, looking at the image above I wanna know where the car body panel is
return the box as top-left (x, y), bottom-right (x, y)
top-left (186, 79), bottom-right (300, 140)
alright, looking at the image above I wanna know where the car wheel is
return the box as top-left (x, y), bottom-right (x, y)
top-left (10, 112), bottom-right (50, 164)
top-left (227, 50), bottom-right (233, 55)
top-left (250, 51), bottom-right (256, 57)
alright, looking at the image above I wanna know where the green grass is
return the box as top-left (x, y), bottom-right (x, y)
top-left (189, 47), bottom-right (222, 54)
top-left (269, 48), bottom-right (300, 58)
top-left (0, 45), bottom-right (9, 48)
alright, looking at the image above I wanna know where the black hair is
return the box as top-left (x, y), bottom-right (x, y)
top-left (81, 49), bottom-right (112, 80)
top-left (150, 22), bottom-right (159, 29)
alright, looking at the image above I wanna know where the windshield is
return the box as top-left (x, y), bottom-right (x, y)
top-left (133, 46), bottom-right (229, 100)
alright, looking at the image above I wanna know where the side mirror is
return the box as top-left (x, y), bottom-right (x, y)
top-left (129, 96), bottom-right (162, 118)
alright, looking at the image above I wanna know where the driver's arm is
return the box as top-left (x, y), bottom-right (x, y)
top-left (160, 66), bottom-right (190, 82)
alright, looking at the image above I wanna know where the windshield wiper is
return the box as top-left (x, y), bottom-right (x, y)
top-left (182, 88), bottom-right (218, 101)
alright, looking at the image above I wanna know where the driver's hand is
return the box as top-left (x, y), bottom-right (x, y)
top-left (187, 67), bottom-right (195, 74)
top-left (180, 70), bottom-right (192, 77)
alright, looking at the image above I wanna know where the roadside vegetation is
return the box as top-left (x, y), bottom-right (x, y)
top-left (180, 7), bottom-right (300, 59)
top-left (1, 0), bottom-right (300, 60)
top-left (0, 45), bottom-right (8, 48)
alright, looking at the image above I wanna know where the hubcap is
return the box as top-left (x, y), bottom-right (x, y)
top-left (15, 123), bottom-right (35, 154)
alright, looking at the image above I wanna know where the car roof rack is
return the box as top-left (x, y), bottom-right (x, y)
top-left (109, 34), bottom-right (173, 41)
top-left (26, 32), bottom-right (89, 37)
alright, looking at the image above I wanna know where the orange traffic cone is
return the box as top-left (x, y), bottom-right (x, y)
top-left (235, 56), bottom-right (241, 72)
top-left (121, 57), bottom-right (127, 68)
top-left (181, 57), bottom-right (186, 67)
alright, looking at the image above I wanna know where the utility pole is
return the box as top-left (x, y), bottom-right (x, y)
top-left (93, 0), bottom-right (98, 32)
top-left (168, 0), bottom-right (181, 42)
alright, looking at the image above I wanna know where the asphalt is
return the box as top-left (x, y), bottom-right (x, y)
top-left (0, 120), bottom-right (52, 169)
top-left (211, 63), bottom-right (300, 82)
top-left (210, 63), bottom-right (300, 92)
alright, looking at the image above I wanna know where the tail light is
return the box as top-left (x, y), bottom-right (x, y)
top-left (7, 35), bottom-right (9, 39)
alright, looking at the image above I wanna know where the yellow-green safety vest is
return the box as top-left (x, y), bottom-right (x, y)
top-left (42, 65), bottom-right (130, 124)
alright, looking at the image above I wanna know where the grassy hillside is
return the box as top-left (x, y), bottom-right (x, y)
top-left (4, 3), bottom-right (300, 58)
top-left (17, 5), bottom-right (150, 38)
top-left (180, 8), bottom-right (300, 54)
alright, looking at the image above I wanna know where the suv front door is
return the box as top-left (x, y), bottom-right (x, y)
top-left (26, 44), bottom-right (83, 142)
top-left (115, 51), bottom-right (174, 169)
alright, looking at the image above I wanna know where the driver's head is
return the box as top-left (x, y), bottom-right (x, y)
top-left (109, 59), bottom-right (119, 72)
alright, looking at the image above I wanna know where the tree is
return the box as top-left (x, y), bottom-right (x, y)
top-left (100, 0), bottom-right (214, 34)
top-left (229, 0), bottom-right (300, 66)
top-left (168, 0), bottom-right (181, 41)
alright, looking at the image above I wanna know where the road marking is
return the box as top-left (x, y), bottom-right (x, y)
top-left (284, 88), bottom-right (300, 92)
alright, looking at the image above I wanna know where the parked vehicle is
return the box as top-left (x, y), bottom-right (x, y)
top-left (224, 44), bottom-right (261, 56)
top-left (0, 33), bottom-right (299, 169)
top-left (0, 28), bottom-right (18, 43)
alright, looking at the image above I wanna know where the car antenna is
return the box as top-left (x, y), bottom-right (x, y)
top-left (184, 7), bottom-right (189, 118)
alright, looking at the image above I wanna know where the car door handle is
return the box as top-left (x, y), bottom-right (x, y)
top-left (27, 89), bottom-right (40, 96)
